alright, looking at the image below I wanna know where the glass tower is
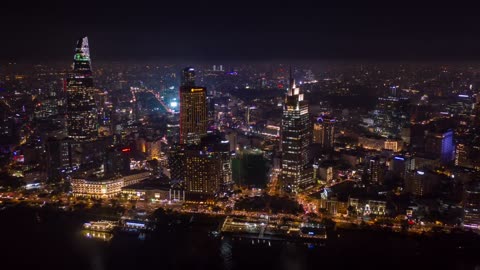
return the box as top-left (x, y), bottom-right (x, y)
top-left (66, 36), bottom-right (98, 140)
top-left (179, 67), bottom-right (207, 145)
top-left (281, 69), bottom-right (313, 192)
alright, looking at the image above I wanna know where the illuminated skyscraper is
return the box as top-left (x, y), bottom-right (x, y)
top-left (425, 129), bottom-right (454, 164)
top-left (373, 96), bottom-right (410, 138)
top-left (281, 68), bottom-right (313, 192)
top-left (313, 116), bottom-right (335, 150)
top-left (179, 67), bottom-right (207, 144)
top-left (66, 36), bottom-right (98, 140)
top-left (368, 156), bottom-right (386, 184)
top-left (184, 135), bottom-right (232, 201)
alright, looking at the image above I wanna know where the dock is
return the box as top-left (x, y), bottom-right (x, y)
top-left (220, 216), bottom-right (327, 242)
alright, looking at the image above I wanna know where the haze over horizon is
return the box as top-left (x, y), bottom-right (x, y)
top-left (3, 4), bottom-right (480, 62)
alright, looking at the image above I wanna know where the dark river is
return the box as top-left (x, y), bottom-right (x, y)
top-left (1, 205), bottom-right (479, 270)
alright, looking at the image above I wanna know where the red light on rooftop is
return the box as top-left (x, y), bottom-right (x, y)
top-left (122, 148), bottom-right (131, 152)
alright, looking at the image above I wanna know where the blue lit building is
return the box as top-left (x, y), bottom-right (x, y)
top-left (425, 129), bottom-right (454, 164)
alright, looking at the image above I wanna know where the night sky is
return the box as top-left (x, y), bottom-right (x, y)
top-left (2, 3), bottom-right (480, 62)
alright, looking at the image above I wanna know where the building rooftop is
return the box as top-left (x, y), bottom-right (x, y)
top-left (122, 179), bottom-right (171, 191)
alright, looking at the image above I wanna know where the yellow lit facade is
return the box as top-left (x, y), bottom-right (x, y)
top-left (180, 86), bottom-right (207, 145)
top-left (184, 137), bottom-right (232, 197)
top-left (384, 139), bottom-right (402, 152)
top-left (71, 171), bottom-right (151, 198)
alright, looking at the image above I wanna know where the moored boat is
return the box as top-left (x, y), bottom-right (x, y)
top-left (83, 220), bottom-right (117, 232)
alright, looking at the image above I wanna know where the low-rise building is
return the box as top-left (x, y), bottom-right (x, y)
top-left (319, 197), bottom-right (348, 216)
top-left (348, 198), bottom-right (387, 216)
top-left (122, 179), bottom-right (185, 202)
top-left (71, 171), bottom-right (151, 198)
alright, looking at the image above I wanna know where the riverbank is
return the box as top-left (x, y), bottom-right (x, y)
top-left (1, 204), bottom-right (480, 270)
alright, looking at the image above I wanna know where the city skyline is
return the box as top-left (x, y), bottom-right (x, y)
top-left (2, 5), bottom-right (480, 270)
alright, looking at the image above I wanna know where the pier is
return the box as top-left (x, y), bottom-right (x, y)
top-left (220, 216), bottom-right (327, 242)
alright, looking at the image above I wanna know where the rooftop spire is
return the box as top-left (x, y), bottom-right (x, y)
top-left (287, 66), bottom-right (296, 96)
top-left (73, 36), bottom-right (92, 73)
top-left (289, 66), bottom-right (295, 89)
top-left (74, 36), bottom-right (90, 59)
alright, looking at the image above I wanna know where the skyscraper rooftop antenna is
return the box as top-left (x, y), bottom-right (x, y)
top-left (288, 66), bottom-right (296, 95)
top-left (73, 36), bottom-right (92, 72)
top-left (75, 36), bottom-right (90, 58)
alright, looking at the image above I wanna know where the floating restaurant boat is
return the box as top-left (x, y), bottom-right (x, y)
top-left (118, 219), bottom-right (155, 233)
top-left (83, 220), bottom-right (117, 232)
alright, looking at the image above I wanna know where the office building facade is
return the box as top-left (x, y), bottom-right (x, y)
top-left (313, 116), bottom-right (335, 150)
top-left (66, 36), bottom-right (98, 140)
top-left (179, 67), bottom-right (207, 145)
top-left (281, 70), bottom-right (313, 192)
top-left (184, 135), bottom-right (232, 199)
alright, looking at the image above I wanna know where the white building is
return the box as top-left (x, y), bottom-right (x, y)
top-left (71, 171), bottom-right (151, 198)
